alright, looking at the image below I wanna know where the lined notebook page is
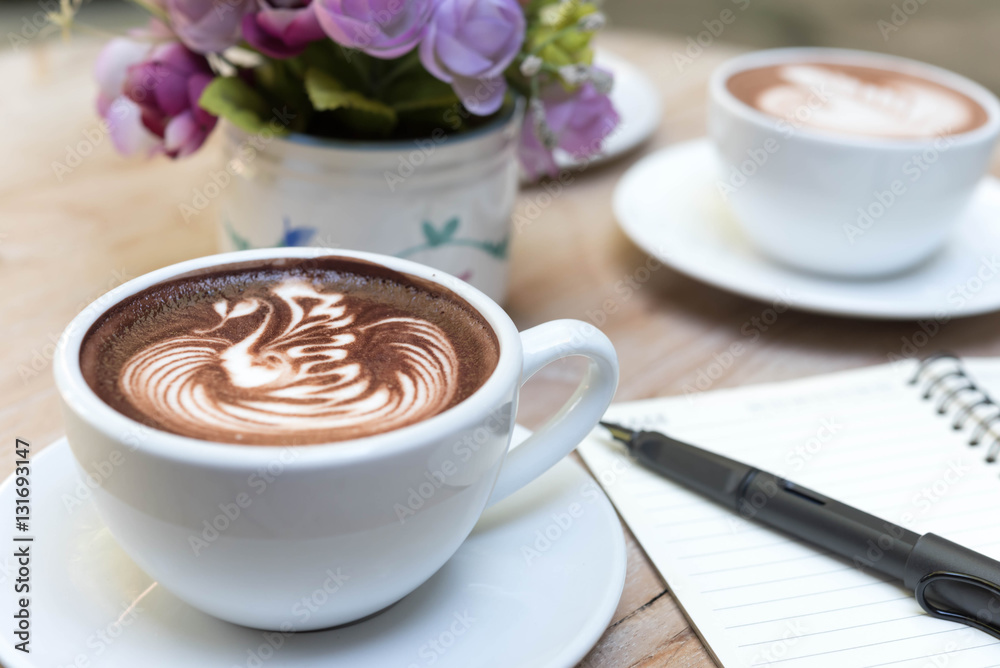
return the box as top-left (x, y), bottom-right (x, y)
top-left (578, 359), bottom-right (1000, 668)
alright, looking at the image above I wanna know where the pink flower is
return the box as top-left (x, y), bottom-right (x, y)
top-left (547, 79), bottom-right (619, 159)
top-left (96, 38), bottom-right (159, 156)
top-left (242, 0), bottom-right (325, 58)
top-left (94, 22), bottom-right (175, 156)
top-left (419, 0), bottom-right (524, 115)
top-left (518, 114), bottom-right (558, 180)
top-left (519, 78), bottom-right (620, 180)
top-left (123, 42), bottom-right (218, 158)
top-left (166, 0), bottom-right (255, 53)
top-left (314, 0), bottom-right (431, 58)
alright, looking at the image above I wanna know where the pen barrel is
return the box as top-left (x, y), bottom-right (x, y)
top-left (633, 432), bottom-right (755, 508)
top-left (741, 472), bottom-right (920, 581)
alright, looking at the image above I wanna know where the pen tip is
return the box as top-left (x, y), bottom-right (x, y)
top-left (600, 421), bottom-right (634, 443)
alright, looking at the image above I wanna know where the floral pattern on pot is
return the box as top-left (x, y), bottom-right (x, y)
top-left (398, 217), bottom-right (509, 260)
top-left (224, 215), bottom-right (507, 287)
top-left (224, 217), bottom-right (317, 250)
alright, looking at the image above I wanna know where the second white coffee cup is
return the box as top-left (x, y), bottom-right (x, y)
top-left (709, 48), bottom-right (1000, 277)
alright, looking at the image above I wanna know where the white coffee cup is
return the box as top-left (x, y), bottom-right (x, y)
top-left (709, 48), bottom-right (1000, 277)
top-left (54, 248), bottom-right (618, 631)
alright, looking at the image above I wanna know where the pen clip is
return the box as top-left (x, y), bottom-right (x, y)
top-left (915, 571), bottom-right (1000, 640)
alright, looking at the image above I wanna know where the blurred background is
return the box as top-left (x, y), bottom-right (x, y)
top-left (3, 0), bottom-right (998, 91)
top-left (613, 0), bottom-right (1000, 92)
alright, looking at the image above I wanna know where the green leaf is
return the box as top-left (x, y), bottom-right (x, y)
top-left (421, 218), bottom-right (461, 246)
top-left (379, 68), bottom-right (465, 137)
top-left (304, 69), bottom-right (397, 137)
top-left (253, 60), bottom-right (312, 133)
top-left (484, 235), bottom-right (510, 259)
top-left (383, 68), bottom-right (460, 113)
top-left (305, 69), bottom-right (396, 117)
top-left (391, 93), bottom-right (463, 114)
top-left (441, 217), bottom-right (459, 239)
top-left (224, 221), bottom-right (252, 251)
top-left (300, 41), bottom-right (370, 93)
top-left (199, 77), bottom-right (284, 136)
top-left (422, 221), bottom-right (444, 246)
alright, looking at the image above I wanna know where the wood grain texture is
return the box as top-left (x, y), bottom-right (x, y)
top-left (3, 29), bottom-right (1000, 668)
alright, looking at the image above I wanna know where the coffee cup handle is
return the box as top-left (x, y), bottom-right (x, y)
top-left (486, 319), bottom-right (619, 506)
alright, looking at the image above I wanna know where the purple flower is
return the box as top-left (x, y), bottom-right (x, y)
top-left (520, 79), bottom-right (620, 180)
top-left (96, 37), bottom-right (159, 156)
top-left (518, 115), bottom-right (558, 181)
top-left (94, 21), bottom-right (176, 156)
top-left (166, 0), bottom-right (255, 53)
top-left (242, 0), bottom-right (325, 58)
top-left (419, 0), bottom-right (524, 115)
top-left (314, 0), bottom-right (431, 58)
top-left (123, 42), bottom-right (218, 158)
top-left (547, 79), bottom-right (619, 159)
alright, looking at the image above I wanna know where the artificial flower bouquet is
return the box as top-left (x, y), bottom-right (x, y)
top-left (94, 0), bottom-right (620, 179)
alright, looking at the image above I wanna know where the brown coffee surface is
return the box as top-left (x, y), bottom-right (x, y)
top-left (727, 61), bottom-right (989, 139)
top-left (81, 257), bottom-right (500, 445)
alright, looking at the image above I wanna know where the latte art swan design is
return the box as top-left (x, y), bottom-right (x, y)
top-left (117, 279), bottom-right (460, 441)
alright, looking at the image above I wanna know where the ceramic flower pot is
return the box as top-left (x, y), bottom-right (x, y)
top-left (216, 105), bottom-right (522, 302)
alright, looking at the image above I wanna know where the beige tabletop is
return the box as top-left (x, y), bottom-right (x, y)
top-left (4, 29), bottom-right (1000, 667)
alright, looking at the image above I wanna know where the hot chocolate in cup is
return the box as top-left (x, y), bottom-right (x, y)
top-left (709, 48), bottom-right (1000, 277)
top-left (54, 248), bottom-right (619, 631)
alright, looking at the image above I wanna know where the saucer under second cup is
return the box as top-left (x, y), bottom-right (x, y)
top-left (614, 138), bottom-right (1000, 320)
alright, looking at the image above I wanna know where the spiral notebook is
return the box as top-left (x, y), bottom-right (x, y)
top-left (578, 356), bottom-right (1000, 668)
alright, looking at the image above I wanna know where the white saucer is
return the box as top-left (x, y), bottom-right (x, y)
top-left (614, 137), bottom-right (1000, 320)
top-left (0, 428), bottom-right (625, 668)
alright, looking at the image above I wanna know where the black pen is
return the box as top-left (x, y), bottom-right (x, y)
top-left (600, 421), bottom-right (1000, 639)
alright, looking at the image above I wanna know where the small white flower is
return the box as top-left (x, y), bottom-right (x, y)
top-left (559, 64), bottom-right (589, 86)
top-left (590, 68), bottom-right (614, 95)
top-left (520, 55), bottom-right (543, 77)
top-left (529, 98), bottom-right (558, 149)
top-left (578, 12), bottom-right (606, 32)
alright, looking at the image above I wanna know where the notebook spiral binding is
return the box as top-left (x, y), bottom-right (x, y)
top-left (910, 353), bottom-right (1000, 463)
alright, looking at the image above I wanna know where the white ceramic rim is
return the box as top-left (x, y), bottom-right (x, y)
top-left (53, 248), bottom-right (522, 471)
top-left (709, 47), bottom-right (1000, 150)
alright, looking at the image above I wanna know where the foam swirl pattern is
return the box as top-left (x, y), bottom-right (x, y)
top-left (758, 65), bottom-right (974, 138)
top-left (727, 62), bottom-right (989, 139)
top-left (116, 279), bottom-right (460, 443)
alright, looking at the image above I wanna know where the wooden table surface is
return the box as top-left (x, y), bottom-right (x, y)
top-left (4, 29), bottom-right (1000, 668)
